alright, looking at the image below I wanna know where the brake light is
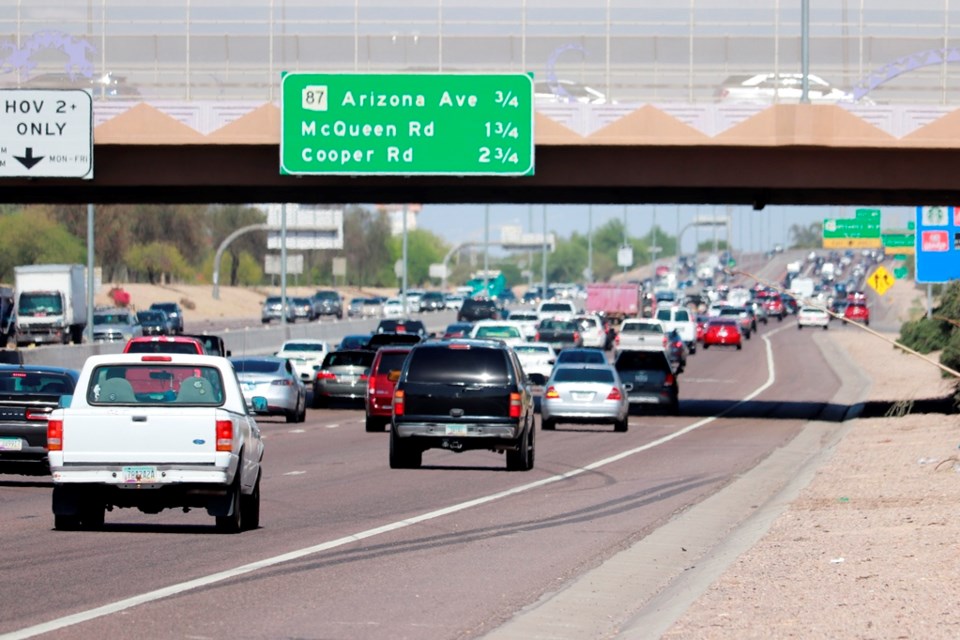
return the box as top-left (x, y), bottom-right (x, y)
top-left (573, 331), bottom-right (580, 343)
top-left (216, 419), bottom-right (233, 451)
top-left (47, 419), bottom-right (63, 451)
top-left (662, 335), bottom-right (668, 348)
top-left (509, 392), bottom-right (522, 418)
top-left (359, 373), bottom-right (369, 381)
top-left (535, 332), bottom-right (541, 342)
top-left (544, 386), bottom-right (560, 399)
top-left (664, 373), bottom-right (675, 386)
top-left (393, 389), bottom-right (405, 416)
top-left (26, 408), bottom-right (51, 421)
top-left (606, 386), bottom-right (623, 401)
top-left (316, 371), bottom-right (337, 380)
top-left (615, 334), bottom-right (620, 346)
top-left (141, 355), bottom-right (172, 362)
top-left (367, 374), bottom-right (376, 395)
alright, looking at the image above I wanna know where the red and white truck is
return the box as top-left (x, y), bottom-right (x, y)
top-left (585, 283), bottom-right (642, 321)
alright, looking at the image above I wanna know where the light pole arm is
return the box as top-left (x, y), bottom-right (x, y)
top-left (212, 223), bottom-right (271, 299)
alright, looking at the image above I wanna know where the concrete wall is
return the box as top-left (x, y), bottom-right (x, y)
top-left (19, 311), bottom-right (457, 371)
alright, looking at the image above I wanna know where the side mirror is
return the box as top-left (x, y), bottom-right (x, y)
top-left (250, 396), bottom-right (268, 413)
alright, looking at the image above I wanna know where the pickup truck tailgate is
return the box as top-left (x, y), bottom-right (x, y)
top-left (60, 407), bottom-right (224, 465)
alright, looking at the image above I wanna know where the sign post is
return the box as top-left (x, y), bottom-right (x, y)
top-left (280, 73), bottom-right (534, 176)
top-left (0, 89), bottom-right (93, 179)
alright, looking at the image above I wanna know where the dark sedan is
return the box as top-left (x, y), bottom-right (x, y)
top-left (0, 365), bottom-right (79, 474)
top-left (613, 349), bottom-right (679, 415)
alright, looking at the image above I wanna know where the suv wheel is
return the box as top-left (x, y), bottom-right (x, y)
top-left (506, 424), bottom-right (534, 471)
top-left (365, 415), bottom-right (387, 432)
top-left (389, 430), bottom-right (422, 469)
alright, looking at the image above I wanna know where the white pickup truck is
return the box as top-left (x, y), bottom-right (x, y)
top-left (653, 305), bottom-right (698, 354)
top-left (615, 318), bottom-right (667, 356)
top-left (48, 353), bottom-right (265, 533)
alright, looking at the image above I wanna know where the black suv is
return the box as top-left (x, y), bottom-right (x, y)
top-left (389, 339), bottom-right (536, 471)
top-left (457, 298), bottom-right (501, 323)
top-left (148, 302), bottom-right (184, 334)
top-left (418, 291), bottom-right (446, 312)
top-left (312, 290), bottom-right (343, 319)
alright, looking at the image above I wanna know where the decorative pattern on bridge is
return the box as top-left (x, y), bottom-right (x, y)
top-left (91, 101), bottom-right (960, 149)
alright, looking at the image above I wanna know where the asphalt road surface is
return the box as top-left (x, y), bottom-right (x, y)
top-left (0, 310), bottom-right (853, 640)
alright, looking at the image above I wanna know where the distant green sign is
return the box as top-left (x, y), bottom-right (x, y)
top-left (823, 218), bottom-right (881, 239)
top-left (280, 72), bottom-right (535, 176)
top-left (882, 233), bottom-right (915, 248)
top-left (894, 267), bottom-right (909, 279)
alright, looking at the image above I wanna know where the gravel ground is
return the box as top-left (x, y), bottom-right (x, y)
top-left (661, 283), bottom-right (960, 640)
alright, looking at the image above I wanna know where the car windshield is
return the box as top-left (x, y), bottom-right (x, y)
top-left (0, 371), bottom-right (74, 394)
top-left (94, 313), bottom-right (133, 325)
top-left (557, 350), bottom-right (606, 364)
top-left (474, 326), bottom-right (521, 339)
top-left (232, 359), bottom-right (282, 374)
top-left (405, 346), bottom-right (508, 384)
top-left (552, 367), bottom-right (615, 384)
top-left (18, 293), bottom-right (63, 316)
top-left (137, 311), bottom-right (166, 322)
top-left (282, 342), bottom-right (327, 352)
top-left (88, 365), bottom-right (224, 405)
top-left (322, 351), bottom-right (374, 368)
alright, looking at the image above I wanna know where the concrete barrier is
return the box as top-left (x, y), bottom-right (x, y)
top-left (19, 311), bottom-right (457, 370)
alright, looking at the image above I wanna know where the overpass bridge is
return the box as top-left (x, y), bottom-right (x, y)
top-left (3, 99), bottom-right (960, 207)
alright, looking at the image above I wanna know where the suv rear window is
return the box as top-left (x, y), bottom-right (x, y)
top-left (405, 345), bottom-right (509, 384)
top-left (375, 351), bottom-right (410, 374)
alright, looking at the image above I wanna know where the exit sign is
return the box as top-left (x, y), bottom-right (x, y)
top-left (280, 73), bottom-right (534, 176)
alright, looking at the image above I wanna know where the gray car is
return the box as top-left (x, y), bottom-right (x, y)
top-left (540, 364), bottom-right (629, 432)
top-left (230, 356), bottom-right (306, 423)
top-left (261, 296), bottom-right (296, 324)
top-left (312, 349), bottom-right (375, 408)
top-left (92, 309), bottom-right (143, 343)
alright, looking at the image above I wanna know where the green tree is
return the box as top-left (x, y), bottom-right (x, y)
top-left (389, 229), bottom-right (448, 286)
top-left (125, 242), bottom-right (192, 284)
top-left (340, 205), bottom-right (393, 287)
top-left (0, 208), bottom-right (85, 281)
top-left (789, 222), bottom-right (823, 249)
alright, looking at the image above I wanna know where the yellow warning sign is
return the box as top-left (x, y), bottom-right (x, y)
top-left (867, 265), bottom-right (894, 296)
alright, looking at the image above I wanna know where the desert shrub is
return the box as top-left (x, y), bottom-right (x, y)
top-left (899, 317), bottom-right (952, 353)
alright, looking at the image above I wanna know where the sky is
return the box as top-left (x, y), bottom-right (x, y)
top-left (416, 203), bottom-right (919, 258)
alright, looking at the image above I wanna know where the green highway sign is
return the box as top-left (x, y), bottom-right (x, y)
top-left (882, 233), bottom-right (915, 248)
top-left (280, 72), bottom-right (534, 176)
top-left (823, 215), bottom-right (881, 249)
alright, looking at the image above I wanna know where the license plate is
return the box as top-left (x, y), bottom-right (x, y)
top-left (0, 437), bottom-right (22, 451)
top-left (632, 397), bottom-right (659, 404)
top-left (122, 466), bottom-right (157, 483)
top-left (572, 392), bottom-right (595, 402)
top-left (445, 425), bottom-right (468, 435)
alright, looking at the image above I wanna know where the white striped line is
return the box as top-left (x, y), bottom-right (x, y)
top-left (2, 333), bottom-right (782, 640)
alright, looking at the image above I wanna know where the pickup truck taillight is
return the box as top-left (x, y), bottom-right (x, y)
top-left (215, 420), bottom-right (233, 451)
top-left (47, 419), bottom-right (63, 451)
top-left (509, 392), bottom-right (522, 418)
top-left (393, 390), bottom-right (405, 416)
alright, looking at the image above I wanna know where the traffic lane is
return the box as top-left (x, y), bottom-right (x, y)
top-left (4, 327), bottom-right (850, 639)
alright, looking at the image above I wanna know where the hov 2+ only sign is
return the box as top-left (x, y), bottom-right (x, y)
top-left (280, 73), bottom-right (534, 176)
top-left (0, 89), bottom-right (93, 179)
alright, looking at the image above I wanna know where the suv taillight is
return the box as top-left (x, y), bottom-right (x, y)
top-left (47, 419), bottom-right (63, 451)
top-left (216, 420), bottom-right (233, 451)
top-left (393, 390), bottom-right (405, 416)
top-left (509, 392), bottom-right (522, 418)
top-left (664, 373), bottom-right (675, 387)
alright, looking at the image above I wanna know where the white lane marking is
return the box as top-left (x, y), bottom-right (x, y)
top-left (325, 423), bottom-right (340, 429)
top-left (283, 471), bottom-right (306, 476)
top-left (4, 335), bottom-right (780, 640)
top-left (289, 429), bottom-right (306, 434)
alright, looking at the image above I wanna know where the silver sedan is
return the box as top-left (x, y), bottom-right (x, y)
top-left (540, 363), bottom-right (629, 432)
top-left (230, 356), bottom-right (307, 423)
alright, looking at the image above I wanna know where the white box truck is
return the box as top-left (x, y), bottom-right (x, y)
top-left (14, 264), bottom-right (87, 346)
